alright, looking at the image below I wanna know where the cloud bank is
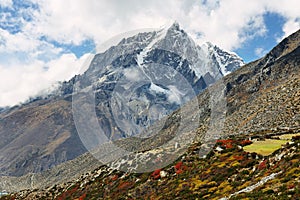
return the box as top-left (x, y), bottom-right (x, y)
top-left (0, 0), bottom-right (299, 107)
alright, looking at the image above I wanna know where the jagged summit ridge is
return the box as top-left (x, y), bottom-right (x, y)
top-left (85, 22), bottom-right (244, 87)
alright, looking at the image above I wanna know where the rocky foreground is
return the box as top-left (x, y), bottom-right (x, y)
top-left (1, 130), bottom-right (299, 199)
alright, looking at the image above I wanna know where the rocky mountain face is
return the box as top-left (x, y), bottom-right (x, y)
top-left (222, 29), bottom-right (300, 134)
top-left (0, 28), bottom-right (299, 196)
top-left (0, 23), bottom-right (244, 177)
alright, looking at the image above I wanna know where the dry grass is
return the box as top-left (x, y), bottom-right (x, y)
top-left (243, 139), bottom-right (288, 156)
top-left (277, 133), bottom-right (300, 140)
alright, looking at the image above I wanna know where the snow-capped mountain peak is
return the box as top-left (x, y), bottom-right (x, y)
top-left (42, 22), bottom-right (246, 140)
top-left (139, 22), bottom-right (244, 78)
top-left (203, 41), bottom-right (245, 76)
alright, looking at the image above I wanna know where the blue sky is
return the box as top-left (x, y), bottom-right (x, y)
top-left (236, 12), bottom-right (286, 62)
top-left (39, 36), bottom-right (96, 59)
top-left (0, 0), bottom-right (299, 107)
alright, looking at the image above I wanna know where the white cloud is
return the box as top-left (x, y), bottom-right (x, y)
top-left (0, 0), bottom-right (300, 107)
top-left (0, 53), bottom-right (91, 107)
top-left (0, 0), bottom-right (13, 8)
top-left (25, 0), bottom-right (300, 50)
top-left (0, 29), bottom-right (41, 53)
top-left (255, 47), bottom-right (268, 57)
top-left (278, 18), bottom-right (300, 41)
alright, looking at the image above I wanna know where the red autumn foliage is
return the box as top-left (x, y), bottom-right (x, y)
top-left (233, 155), bottom-right (244, 161)
top-left (288, 184), bottom-right (295, 189)
top-left (216, 139), bottom-right (234, 149)
top-left (225, 143), bottom-right (233, 149)
top-left (258, 160), bottom-right (267, 170)
top-left (240, 140), bottom-right (252, 146)
top-left (79, 193), bottom-right (87, 200)
top-left (176, 169), bottom-right (183, 174)
top-left (216, 139), bottom-right (233, 144)
top-left (174, 161), bottom-right (183, 170)
top-left (152, 169), bottom-right (161, 176)
top-left (174, 161), bottom-right (187, 175)
top-left (118, 181), bottom-right (131, 190)
top-left (111, 175), bottom-right (118, 181)
top-left (57, 186), bottom-right (79, 200)
top-left (151, 169), bottom-right (161, 179)
top-left (153, 174), bottom-right (160, 179)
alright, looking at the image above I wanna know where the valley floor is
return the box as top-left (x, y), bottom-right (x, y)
top-left (1, 130), bottom-right (299, 200)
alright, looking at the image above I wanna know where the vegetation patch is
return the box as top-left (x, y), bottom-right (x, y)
top-left (243, 139), bottom-right (287, 156)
